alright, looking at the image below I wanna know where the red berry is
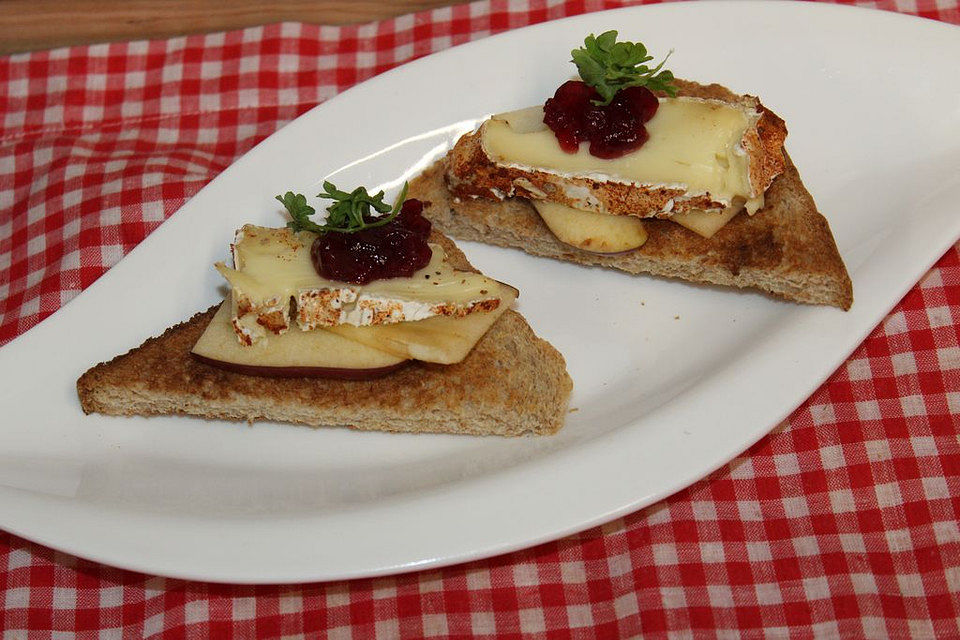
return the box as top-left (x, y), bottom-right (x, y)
top-left (618, 86), bottom-right (659, 122)
top-left (311, 199), bottom-right (432, 284)
top-left (543, 81), bottom-right (658, 159)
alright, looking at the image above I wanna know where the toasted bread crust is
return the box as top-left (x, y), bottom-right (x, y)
top-left (411, 155), bottom-right (853, 310)
top-left (77, 232), bottom-right (573, 436)
top-left (447, 80), bottom-right (788, 219)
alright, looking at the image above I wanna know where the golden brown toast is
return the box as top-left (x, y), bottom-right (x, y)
top-left (77, 233), bottom-right (572, 436)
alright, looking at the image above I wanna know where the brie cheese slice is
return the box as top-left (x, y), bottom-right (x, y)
top-left (483, 97), bottom-right (765, 214)
top-left (216, 225), bottom-right (502, 345)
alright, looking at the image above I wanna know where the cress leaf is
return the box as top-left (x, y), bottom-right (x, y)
top-left (571, 49), bottom-right (606, 88)
top-left (570, 31), bottom-right (677, 104)
top-left (279, 181), bottom-right (410, 235)
top-left (595, 30), bottom-right (617, 52)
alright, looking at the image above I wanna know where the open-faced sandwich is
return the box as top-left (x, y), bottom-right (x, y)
top-left (411, 31), bottom-right (853, 309)
top-left (77, 183), bottom-right (572, 436)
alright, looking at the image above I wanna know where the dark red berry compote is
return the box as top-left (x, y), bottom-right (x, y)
top-left (310, 199), bottom-right (433, 285)
top-left (543, 80), bottom-right (659, 159)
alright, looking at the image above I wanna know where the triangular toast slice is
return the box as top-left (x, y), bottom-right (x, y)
top-left (413, 82), bottom-right (852, 310)
top-left (77, 233), bottom-right (572, 436)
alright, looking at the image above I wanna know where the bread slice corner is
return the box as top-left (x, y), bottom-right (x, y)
top-left (77, 233), bottom-right (573, 436)
top-left (412, 121), bottom-right (852, 310)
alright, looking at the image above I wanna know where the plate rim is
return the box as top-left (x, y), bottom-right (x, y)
top-left (1, 0), bottom-right (959, 584)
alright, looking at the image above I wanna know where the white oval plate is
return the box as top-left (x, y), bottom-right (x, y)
top-left (1, 3), bottom-right (958, 583)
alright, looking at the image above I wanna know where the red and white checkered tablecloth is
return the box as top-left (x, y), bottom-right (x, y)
top-left (1, 0), bottom-right (958, 636)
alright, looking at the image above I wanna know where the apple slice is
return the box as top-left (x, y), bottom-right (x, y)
top-left (532, 201), bottom-right (648, 253)
top-left (191, 354), bottom-right (408, 380)
top-left (670, 205), bottom-right (742, 239)
top-left (325, 282), bottom-right (519, 365)
top-left (192, 301), bottom-right (408, 379)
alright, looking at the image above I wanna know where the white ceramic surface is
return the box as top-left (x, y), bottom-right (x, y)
top-left (1, 2), bottom-right (958, 584)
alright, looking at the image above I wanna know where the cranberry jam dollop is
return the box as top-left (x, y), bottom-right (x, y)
top-left (311, 199), bottom-right (432, 285)
top-left (543, 80), bottom-right (659, 159)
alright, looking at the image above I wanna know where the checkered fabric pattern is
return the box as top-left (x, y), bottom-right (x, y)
top-left (1, 0), bottom-right (958, 636)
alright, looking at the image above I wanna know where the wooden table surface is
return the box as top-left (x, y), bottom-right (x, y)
top-left (0, 0), bottom-right (469, 55)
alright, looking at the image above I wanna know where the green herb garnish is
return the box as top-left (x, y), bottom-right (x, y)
top-left (277, 181), bottom-right (409, 234)
top-left (571, 31), bottom-right (676, 105)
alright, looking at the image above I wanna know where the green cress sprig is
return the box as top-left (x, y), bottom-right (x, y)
top-left (571, 31), bottom-right (677, 105)
top-left (277, 181), bottom-right (409, 234)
